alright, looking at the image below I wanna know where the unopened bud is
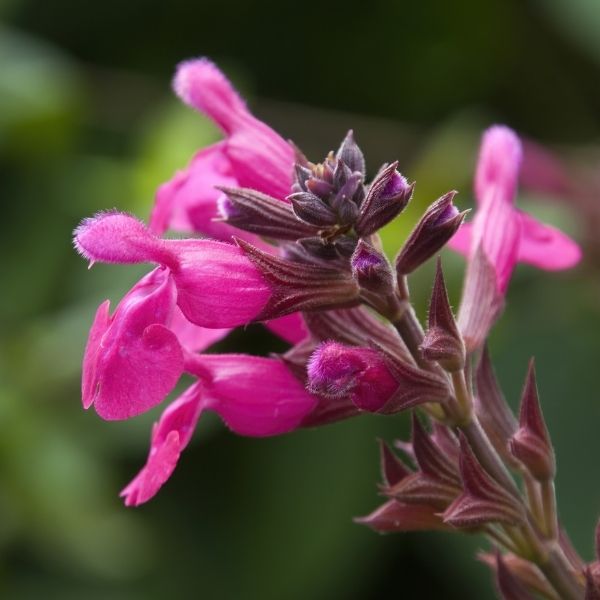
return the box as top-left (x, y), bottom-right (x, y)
top-left (395, 191), bottom-right (466, 275)
top-left (217, 187), bottom-right (320, 240)
top-left (378, 439), bottom-right (411, 487)
top-left (355, 499), bottom-right (450, 533)
top-left (356, 163), bottom-right (413, 236)
top-left (443, 434), bottom-right (525, 528)
top-left (351, 240), bottom-right (394, 293)
top-left (495, 552), bottom-right (536, 600)
top-left (420, 259), bottom-right (465, 371)
top-left (508, 359), bottom-right (555, 481)
top-left (307, 342), bottom-right (398, 412)
top-left (479, 552), bottom-right (555, 600)
top-left (336, 130), bottom-right (366, 175)
top-left (288, 191), bottom-right (338, 226)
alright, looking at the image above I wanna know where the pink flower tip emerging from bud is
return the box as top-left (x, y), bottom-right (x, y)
top-left (450, 124), bottom-right (581, 295)
top-left (307, 342), bottom-right (398, 412)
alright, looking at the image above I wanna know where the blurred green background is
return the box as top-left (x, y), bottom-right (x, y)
top-left (2, 0), bottom-right (600, 598)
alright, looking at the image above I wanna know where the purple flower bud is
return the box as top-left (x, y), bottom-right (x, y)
top-left (378, 439), bottom-right (411, 488)
top-left (509, 359), bottom-right (555, 481)
top-left (479, 552), bottom-right (556, 600)
top-left (287, 191), bottom-right (338, 226)
top-left (350, 240), bottom-right (394, 293)
top-left (356, 163), bottom-right (413, 236)
top-left (307, 342), bottom-right (399, 412)
top-left (420, 259), bottom-right (465, 371)
top-left (443, 434), bottom-right (525, 528)
top-left (385, 415), bottom-right (461, 510)
top-left (336, 130), bottom-right (366, 176)
top-left (495, 552), bottom-right (536, 600)
top-left (216, 186), bottom-right (320, 240)
top-left (395, 191), bottom-right (466, 276)
top-left (355, 499), bottom-right (450, 534)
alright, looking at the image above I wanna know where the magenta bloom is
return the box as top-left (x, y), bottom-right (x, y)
top-left (449, 125), bottom-right (581, 293)
top-left (151, 58), bottom-right (295, 237)
top-left (75, 211), bottom-right (272, 328)
top-left (121, 354), bottom-right (317, 506)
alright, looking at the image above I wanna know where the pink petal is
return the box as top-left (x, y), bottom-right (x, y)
top-left (173, 58), bottom-right (251, 135)
top-left (74, 211), bottom-right (177, 269)
top-left (150, 143), bottom-right (240, 238)
top-left (264, 312), bottom-right (307, 344)
top-left (82, 299), bottom-right (111, 409)
top-left (90, 270), bottom-right (184, 420)
top-left (225, 127), bottom-right (295, 201)
top-left (188, 354), bottom-right (317, 436)
top-left (121, 382), bottom-right (205, 506)
top-left (168, 239), bottom-right (271, 328)
top-left (517, 211), bottom-right (582, 270)
top-left (475, 126), bottom-right (522, 206)
top-left (448, 222), bottom-right (473, 257)
top-left (471, 189), bottom-right (522, 294)
top-left (173, 58), bottom-right (294, 200)
top-left (169, 306), bottom-right (231, 352)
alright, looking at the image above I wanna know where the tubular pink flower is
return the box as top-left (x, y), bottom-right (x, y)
top-left (263, 312), bottom-right (308, 344)
top-left (449, 125), bottom-right (581, 294)
top-left (151, 58), bottom-right (295, 236)
top-left (122, 354), bottom-right (318, 506)
top-left (191, 354), bottom-right (318, 436)
top-left (74, 211), bottom-right (272, 328)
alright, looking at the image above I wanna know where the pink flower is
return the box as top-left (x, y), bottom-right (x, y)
top-left (450, 126), bottom-right (582, 350)
top-left (74, 211), bottom-right (272, 328)
top-left (81, 267), bottom-right (232, 420)
top-left (150, 58), bottom-right (295, 237)
top-left (121, 354), bottom-right (317, 506)
top-left (76, 211), bottom-right (308, 421)
top-left (449, 125), bottom-right (581, 293)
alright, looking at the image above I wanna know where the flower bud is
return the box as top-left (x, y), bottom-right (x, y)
top-left (479, 552), bottom-right (556, 600)
top-left (443, 433), bottom-right (525, 528)
top-left (336, 129), bottom-right (366, 175)
top-left (395, 191), bottom-right (466, 276)
top-left (350, 240), bottom-right (394, 293)
top-left (509, 359), bottom-right (555, 481)
top-left (355, 499), bottom-right (450, 533)
top-left (420, 259), bottom-right (465, 371)
top-left (287, 191), bottom-right (338, 226)
top-left (494, 552), bottom-right (536, 600)
top-left (307, 342), bottom-right (399, 412)
top-left (355, 162), bottom-right (413, 236)
top-left (378, 439), bottom-right (411, 487)
top-left (307, 341), bottom-right (449, 414)
top-left (217, 186), bottom-right (319, 240)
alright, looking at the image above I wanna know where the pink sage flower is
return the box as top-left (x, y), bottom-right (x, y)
top-left (151, 58), bottom-right (295, 237)
top-left (450, 125), bottom-right (581, 291)
top-left (74, 211), bottom-right (272, 328)
top-left (449, 126), bottom-right (582, 350)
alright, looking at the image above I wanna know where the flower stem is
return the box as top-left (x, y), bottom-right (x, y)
top-left (541, 480), bottom-right (559, 541)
